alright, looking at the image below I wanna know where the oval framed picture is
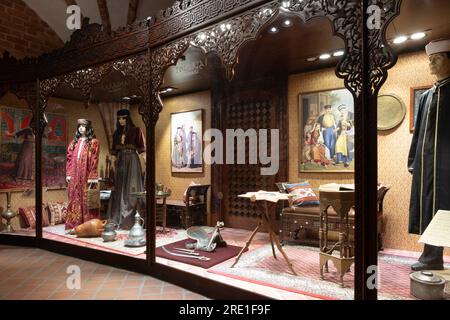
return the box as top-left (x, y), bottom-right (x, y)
top-left (377, 94), bottom-right (406, 131)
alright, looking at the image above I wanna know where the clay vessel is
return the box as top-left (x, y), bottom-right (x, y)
top-left (75, 219), bottom-right (107, 238)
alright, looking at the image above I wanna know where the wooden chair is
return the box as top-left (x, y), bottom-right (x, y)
top-left (166, 184), bottom-right (210, 229)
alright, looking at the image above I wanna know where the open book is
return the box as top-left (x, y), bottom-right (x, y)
top-left (238, 190), bottom-right (290, 203)
top-left (319, 183), bottom-right (355, 192)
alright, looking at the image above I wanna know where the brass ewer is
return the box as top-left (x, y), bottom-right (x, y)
top-left (1, 192), bottom-right (17, 233)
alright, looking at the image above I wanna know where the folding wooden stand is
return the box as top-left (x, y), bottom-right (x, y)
top-left (231, 198), bottom-right (297, 276)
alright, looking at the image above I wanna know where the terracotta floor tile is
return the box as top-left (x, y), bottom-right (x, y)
top-left (123, 279), bottom-right (144, 288)
top-left (162, 285), bottom-right (185, 294)
top-left (94, 290), bottom-right (119, 300)
top-left (71, 290), bottom-right (98, 300)
top-left (158, 293), bottom-right (184, 300)
top-left (144, 278), bottom-right (165, 286)
top-left (185, 293), bottom-right (209, 300)
top-left (26, 291), bottom-right (55, 300)
top-left (141, 286), bottom-right (163, 295)
top-left (101, 280), bottom-right (124, 290)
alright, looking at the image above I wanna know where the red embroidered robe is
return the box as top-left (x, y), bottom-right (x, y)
top-left (65, 138), bottom-right (100, 229)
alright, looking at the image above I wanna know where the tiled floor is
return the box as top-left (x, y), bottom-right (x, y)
top-left (0, 245), bottom-right (208, 300)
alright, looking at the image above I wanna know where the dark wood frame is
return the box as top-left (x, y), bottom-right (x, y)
top-left (409, 85), bottom-right (432, 132)
top-left (0, 0), bottom-right (403, 300)
top-left (170, 108), bottom-right (204, 174)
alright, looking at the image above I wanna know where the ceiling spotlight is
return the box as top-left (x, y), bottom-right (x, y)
top-left (410, 32), bottom-right (426, 40)
top-left (306, 57), bottom-right (317, 62)
top-left (319, 53), bottom-right (331, 60)
top-left (269, 27), bottom-right (278, 33)
top-left (393, 36), bottom-right (407, 44)
top-left (283, 20), bottom-right (292, 27)
top-left (333, 50), bottom-right (344, 57)
top-left (122, 96), bottom-right (131, 101)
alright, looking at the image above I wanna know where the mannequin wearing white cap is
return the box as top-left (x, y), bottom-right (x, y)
top-left (408, 38), bottom-right (450, 271)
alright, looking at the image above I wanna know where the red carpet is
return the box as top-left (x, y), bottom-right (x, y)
top-left (156, 239), bottom-right (245, 269)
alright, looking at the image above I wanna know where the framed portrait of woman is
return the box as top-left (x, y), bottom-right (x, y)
top-left (170, 109), bottom-right (203, 173)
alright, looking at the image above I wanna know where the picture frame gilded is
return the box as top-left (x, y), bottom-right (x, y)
top-left (299, 88), bottom-right (355, 173)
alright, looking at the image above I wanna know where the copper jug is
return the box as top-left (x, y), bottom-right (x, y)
top-left (75, 219), bottom-right (107, 238)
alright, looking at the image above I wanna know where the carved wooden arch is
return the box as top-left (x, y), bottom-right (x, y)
top-left (39, 51), bottom-right (152, 132)
top-left (150, 0), bottom-right (401, 126)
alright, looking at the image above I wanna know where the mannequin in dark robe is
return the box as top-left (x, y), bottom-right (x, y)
top-left (408, 39), bottom-right (450, 271)
top-left (108, 109), bottom-right (146, 230)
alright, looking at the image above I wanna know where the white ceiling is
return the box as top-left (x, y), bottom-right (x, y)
top-left (22, 0), bottom-right (176, 43)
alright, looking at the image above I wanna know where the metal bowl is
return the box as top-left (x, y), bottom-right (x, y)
top-left (409, 271), bottom-right (446, 300)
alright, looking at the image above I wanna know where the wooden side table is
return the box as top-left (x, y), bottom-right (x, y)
top-left (232, 192), bottom-right (297, 275)
top-left (319, 190), bottom-right (355, 287)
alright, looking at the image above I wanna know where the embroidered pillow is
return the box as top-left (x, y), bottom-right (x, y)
top-left (47, 202), bottom-right (68, 225)
top-left (285, 182), bottom-right (320, 207)
top-left (19, 205), bottom-right (50, 229)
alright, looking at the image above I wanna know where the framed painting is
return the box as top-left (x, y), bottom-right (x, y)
top-left (410, 86), bottom-right (431, 133)
top-left (0, 106), bottom-right (67, 190)
top-left (299, 88), bottom-right (355, 173)
top-left (171, 109), bottom-right (203, 173)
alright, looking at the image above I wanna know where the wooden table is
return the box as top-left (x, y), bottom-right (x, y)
top-left (129, 191), bottom-right (171, 232)
top-left (319, 190), bottom-right (355, 287)
top-left (232, 192), bottom-right (297, 275)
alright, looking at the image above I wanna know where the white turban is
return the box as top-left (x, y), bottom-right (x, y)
top-left (425, 38), bottom-right (450, 56)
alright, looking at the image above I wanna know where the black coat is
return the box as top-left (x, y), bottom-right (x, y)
top-left (408, 77), bottom-right (450, 235)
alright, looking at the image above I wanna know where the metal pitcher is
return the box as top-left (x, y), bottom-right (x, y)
top-left (101, 221), bottom-right (117, 242)
top-left (125, 212), bottom-right (146, 247)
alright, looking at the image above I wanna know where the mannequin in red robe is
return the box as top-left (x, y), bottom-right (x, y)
top-left (65, 119), bottom-right (100, 230)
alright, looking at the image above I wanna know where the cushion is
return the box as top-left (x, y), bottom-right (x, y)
top-left (47, 202), bottom-right (68, 225)
top-left (285, 182), bottom-right (320, 207)
top-left (276, 181), bottom-right (309, 193)
top-left (19, 205), bottom-right (50, 229)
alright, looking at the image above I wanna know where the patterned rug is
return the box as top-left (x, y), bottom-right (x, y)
top-left (43, 224), bottom-right (187, 257)
top-left (208, 244), bottom-right (450, 300)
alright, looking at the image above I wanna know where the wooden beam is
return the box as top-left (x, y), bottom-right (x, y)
top-left (97, 0), bottom-right (111, 33)
top-left (127, 0), bottom-right (140, 25)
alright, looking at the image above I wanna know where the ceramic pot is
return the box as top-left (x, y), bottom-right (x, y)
top-left (75, 219), bottom-right (106, 238)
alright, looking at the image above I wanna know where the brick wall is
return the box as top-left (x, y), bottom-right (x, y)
top-left (0, 0), bottom-right (64, 59)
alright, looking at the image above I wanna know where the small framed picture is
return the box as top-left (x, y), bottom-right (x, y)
top-left (170, 109), bottom-right (203, 173)
top-left (410, 86), bottom-right (431, 133)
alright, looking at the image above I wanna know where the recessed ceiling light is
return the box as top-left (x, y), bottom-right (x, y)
top-left (319, 53), bottom-right (331, 60)
top-left (269, 27), bottom-right (278, 33)
top-left (122, 97), bottom-right (131, 101)
top-left (283, 20), bottom-right (292, 27)
top-left (333, 50), bottom-right (344, 57)
top-left (306, 57), bottom-right (317, 62)
top-left (410, 32), bottom-right (426, 40)
top-left (393, 36), bottom-right (408, 44)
